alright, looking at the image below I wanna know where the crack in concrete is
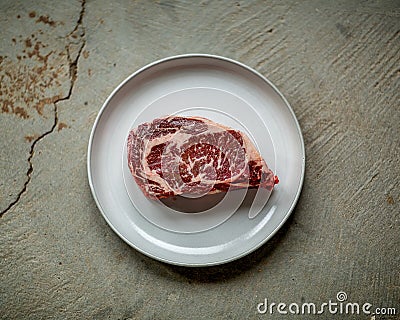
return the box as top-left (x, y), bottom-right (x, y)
top-left (0, 0), bottom-right (86, 218)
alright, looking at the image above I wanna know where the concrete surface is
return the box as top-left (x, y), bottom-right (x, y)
top-left (1, 0), bottom-right (399, 319)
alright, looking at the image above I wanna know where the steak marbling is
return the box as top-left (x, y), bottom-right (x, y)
top-left (127, 116), bottom-right (277, 199)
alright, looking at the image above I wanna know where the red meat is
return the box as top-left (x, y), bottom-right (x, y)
top-left (127, 116), bottom-right (277, 199)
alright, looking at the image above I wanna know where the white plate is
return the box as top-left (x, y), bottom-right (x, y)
top-left (87, 54), bottom-right (305, 266)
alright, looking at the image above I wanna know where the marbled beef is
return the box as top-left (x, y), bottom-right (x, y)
top-left (127, 116), bottom-right (277, 199)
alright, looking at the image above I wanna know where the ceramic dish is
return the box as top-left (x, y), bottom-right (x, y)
top-left (87, 54), bottom-right (305, 266)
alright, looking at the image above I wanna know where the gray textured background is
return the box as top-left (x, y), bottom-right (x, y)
top-left (1, 1), bottom-right (399, 319)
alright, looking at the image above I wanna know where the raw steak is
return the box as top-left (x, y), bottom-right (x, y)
top-left (127, 116), bottom-right (278, 199)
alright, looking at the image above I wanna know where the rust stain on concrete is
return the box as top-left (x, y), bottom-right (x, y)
top-left (35, 15), bottom-right (56, 27)
top-left (0, 33), bottom-right (67, 119)
top-left (24, 135), bottom-right (36, 143)
top-left (57, 122), bottom-right (69, 131)
top-left (386, 195), bottom-right (395, 205)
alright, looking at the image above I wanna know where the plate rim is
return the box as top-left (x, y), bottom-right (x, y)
top-left (87, 53), bottom-right (306, 267)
